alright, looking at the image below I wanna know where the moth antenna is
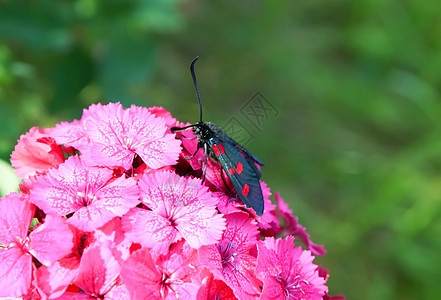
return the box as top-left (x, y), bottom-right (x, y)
top-left (190, 56), bottom-right (203, 122)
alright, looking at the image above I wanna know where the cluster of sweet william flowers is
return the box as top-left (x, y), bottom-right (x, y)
top-left (1, 102), bottom-right (344, 299)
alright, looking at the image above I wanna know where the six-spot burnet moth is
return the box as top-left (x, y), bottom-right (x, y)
top-left (170, 57), bottom-right (265, 215)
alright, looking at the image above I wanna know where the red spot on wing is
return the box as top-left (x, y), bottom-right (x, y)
top-left (239, 152), bottom-right (245, 158)
top-left (212, 145), bottom-right (221, 156)
top-left (242, 184), bottom-right (250, 196)
top-left (218, 143), bottom-right (225, 154)
top-left (229, 167), bottom-right (235, 175)
top-left (236, 162), bottom-right (243, 175)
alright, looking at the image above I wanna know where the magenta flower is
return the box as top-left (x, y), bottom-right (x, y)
top-left (121, 240), bottom-right (200, 299)
top-left (199, 212), bottom-right (261, 299)
top-left (79, 102), bottom-right (181, 170)
top-left (197, 273), bottom-right (237, 300)
top-left (10, 126), bottom-right (65, 180)
top-left (122, 170), bottom-right (225, 254)
top-left (30, 155), bottom-right (140, 231)
top-left (256, 236), bottom-right (328, 300)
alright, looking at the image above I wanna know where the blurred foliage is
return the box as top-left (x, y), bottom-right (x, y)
top-left (1, 0), bottom-right (441, 298)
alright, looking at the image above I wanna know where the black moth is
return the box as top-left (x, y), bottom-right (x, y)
top-left (171, 57), bottom-right (264, 215)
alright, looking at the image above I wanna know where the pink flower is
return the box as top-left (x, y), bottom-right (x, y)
top-left (0, 192), bottom-right (35, 297)
top-left (275, 192), bottom-right (326, 256)
top-left (30, 155), bottom-right (140, 231)
top-left (121, 241), bottom-right (200, 299)
top-left (36, 227), bottom-right (94, 298)
top-left (10, 126), bottom-right (65, 180)
top-left (0, 193), bottom-right (73, 298)
top-left (199, 212), bottom-right (261, 300)
top-left (122, 170), bottom-right (225, 254)
top-left (256, 236), bottom-right (328, 300)
top-left (79, 102), bottom-right (181, 170)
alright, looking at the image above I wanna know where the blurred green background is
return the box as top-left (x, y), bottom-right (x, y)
top-left (1, 0), bottom-right (441, 298)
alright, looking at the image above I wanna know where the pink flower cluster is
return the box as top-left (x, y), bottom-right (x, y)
top-left (1, 102), bottom-right (343, 299)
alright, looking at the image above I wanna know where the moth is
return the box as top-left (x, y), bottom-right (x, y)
top-left (171, 57), bottom-right (264, 215)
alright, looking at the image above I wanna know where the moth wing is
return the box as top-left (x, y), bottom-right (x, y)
top-left (209, 138), bottom-right (264, 215)
top-left (222, 134), bottom-right (264, 167)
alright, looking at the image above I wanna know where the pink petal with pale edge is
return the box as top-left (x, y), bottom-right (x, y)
top-left (28, 215), bottom-right (74, 266)
top-left (36, 257), bottom-right (81, 298)
top-left (95, 217), bottom-right (131, 261)
top-left (74, 242), bottom-right (121, 296)
top-left (10, 126), bottom-right (64, 180)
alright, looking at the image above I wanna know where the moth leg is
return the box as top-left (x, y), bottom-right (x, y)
top-left (181, 134), bottom-right (197, 140)
top-left (220, 167), bottom-right (234, 194)
top-left (184, 145), bottom-right (200, 160)
top-left (170, 124), bottom-right (194, 132)
top-left (201, 143), bottom-right (208, 184)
